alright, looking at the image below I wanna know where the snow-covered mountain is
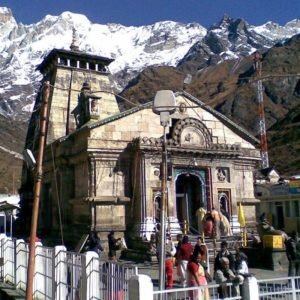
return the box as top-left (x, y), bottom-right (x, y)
top-left (0, 6), bottom-right (299, 121)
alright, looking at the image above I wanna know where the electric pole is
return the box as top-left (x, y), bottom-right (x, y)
top-left (26, 81), bottom-right (50, 300)
top-left (254, 52), bottom-right (269, 169)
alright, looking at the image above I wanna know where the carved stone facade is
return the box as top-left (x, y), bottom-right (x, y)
top-left (20, 48), bottom-right (261, 248)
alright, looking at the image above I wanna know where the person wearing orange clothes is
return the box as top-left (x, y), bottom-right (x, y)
top-left (187, 252), bottom-right (210, 300)
top-left (165, 234), bottom-right (176, 289)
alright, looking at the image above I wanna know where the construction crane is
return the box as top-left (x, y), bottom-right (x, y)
top-left (253, 52), bottom-right (269, 169)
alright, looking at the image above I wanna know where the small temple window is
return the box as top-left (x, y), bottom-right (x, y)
top-left (70, 59), bottom-right (77, 68)
top-left (57, 57), bottom-right (67, 66)
top-left (89, 62), bottom-right (96, 71)
top-left (80, 60), bottom-right (86, 69)
top-left (89, 97), bottom-right (100, 116)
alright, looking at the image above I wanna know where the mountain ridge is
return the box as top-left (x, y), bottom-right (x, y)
top-left (0, 7), bottom-right (300, 193)
top-left (1, 7), bottom-right (300, 121)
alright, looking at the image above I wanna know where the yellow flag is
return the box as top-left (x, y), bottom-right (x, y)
top-left (238, 203), bottom-right (246, 227)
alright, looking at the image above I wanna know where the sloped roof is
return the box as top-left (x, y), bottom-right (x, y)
top-left (178, 91), bottom-right (259, 145)
top-left (86, 102), bottom-right (152, 130)
top-left (64, 91), bottom-right (259, 146)
top-left (257, 167), bottom-right (279, 177)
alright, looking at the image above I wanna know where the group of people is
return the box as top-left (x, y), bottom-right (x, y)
top-left (214, 241), bottom-right (249, 298)
top-left (84, 229), bottom-right (124, 259)
top-left (196, 206), bottom-right (233, 239)
top-left (163, 234), bottom-right (249, 299)
top-left (162, 235), bottom-right (210, 299)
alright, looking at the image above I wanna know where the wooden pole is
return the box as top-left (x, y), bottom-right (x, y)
top-left (26, 81), bottom-right (50, 300)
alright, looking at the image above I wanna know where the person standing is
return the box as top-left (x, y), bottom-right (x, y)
top-left (187, 252), bottom-right (210, 300)
top-left (285, 231), bottom-right (300, 276)
top-left (193, 236), bottom-right (208, 264)
top-left (88, 230), bottom-right (103, 256)
top-left (204, 214), bottom-right (214, 238)
top-left (165, 234), bottom-right (176, 289)
top-left (107, 230), bottom-right (121, 257)
top-left (177, 235), bottom-right (193, 287)
top-left (211, 207), bottom-right (221, 239)
top-left (219, 211), bottom-right (233, 237)
top-left (196, 206), bottom-right (206, 235)
top-left (175, 233), bottom-right (183, 280)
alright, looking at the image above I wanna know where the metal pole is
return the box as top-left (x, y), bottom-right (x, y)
top-left (158, 125), bottom-right (167, 291)
top-left (10, 214), bottom-right (12, 237)
top-left (4, 215), bottom-right (6, 235)
top-left (26, 81), bottom-right (50, 300)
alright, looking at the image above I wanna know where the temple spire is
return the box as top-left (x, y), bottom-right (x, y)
top-left (70, 28), bottom-right (80, 52)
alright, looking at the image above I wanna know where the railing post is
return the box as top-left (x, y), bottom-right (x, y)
top-left (80, 253), bottom-right (87, 300)
top-left (291, 277), bottom-right (297, 300)
top-left (129, 274), bottom-right (153, 300)
top-left (13, 238), bottom-right (17, 288)
top-left (241, 276), bottom-right (259, 300)
top-left (85, 252), bottom-right (100, 300)
top-left (52, 246), bottom-right (56, 300)
top-left (54, 246), bottom-right (68, 300)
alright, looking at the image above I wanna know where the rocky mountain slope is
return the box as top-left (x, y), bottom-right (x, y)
top-left (119, 34), bottom-right (300, 174)
top-left (0, 7), bottom-right (300, 193)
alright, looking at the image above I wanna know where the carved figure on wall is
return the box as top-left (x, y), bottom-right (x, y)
top-left (217, 168), bottom-right (226, 182)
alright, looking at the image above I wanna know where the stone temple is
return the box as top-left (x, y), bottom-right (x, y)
top-left (18, 45), bottom-right (261, 249)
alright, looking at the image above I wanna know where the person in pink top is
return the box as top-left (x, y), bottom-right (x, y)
top-left (187, 252), bottom-right (210, 300)
top-left (177, 235), bottom-right (193, 287)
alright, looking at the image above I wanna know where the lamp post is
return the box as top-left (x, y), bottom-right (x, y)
top-left (153, 90), bottom-right (176, 291)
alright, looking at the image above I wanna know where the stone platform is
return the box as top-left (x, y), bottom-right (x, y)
top-left (243, 246), bottom-right (288, 271)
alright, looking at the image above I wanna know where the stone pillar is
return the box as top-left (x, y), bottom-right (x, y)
top-left (128, 274), bottom-right (153, 300)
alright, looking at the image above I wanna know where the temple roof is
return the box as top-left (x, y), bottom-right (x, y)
top-left (37, 48), bottom-right (114, 73)
top-left (59, 90), bottom-right (259, 147)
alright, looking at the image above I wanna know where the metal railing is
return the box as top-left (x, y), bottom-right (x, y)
top-left (258, 276), bottom-right (300, 299)
top-left (153, 282), bottom-right (242, 300)
top-left (0, 236), bottom-right (139, 299)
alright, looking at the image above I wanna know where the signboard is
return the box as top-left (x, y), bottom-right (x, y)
top-left (289, 179), bottom-right (300, 194)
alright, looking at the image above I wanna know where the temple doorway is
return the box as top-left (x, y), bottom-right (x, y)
top-left (218, 190), bottom-right (231, 218)
top-left (175, 173), bottom-right (204, 232)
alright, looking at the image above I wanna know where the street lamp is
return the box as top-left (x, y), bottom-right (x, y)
top-left (153, 90), bottom-right (176, 291)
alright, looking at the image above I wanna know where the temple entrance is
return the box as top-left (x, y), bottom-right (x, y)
top-left (175, 173), bottom-right (204, 232)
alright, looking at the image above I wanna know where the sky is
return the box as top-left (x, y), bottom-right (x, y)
top-left (1, 0), bottom-right (300, 28)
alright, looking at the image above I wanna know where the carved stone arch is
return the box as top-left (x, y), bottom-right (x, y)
top-left (172, 117), bottom-right (212, 148)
